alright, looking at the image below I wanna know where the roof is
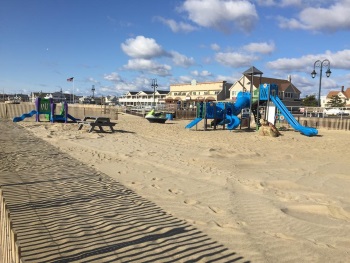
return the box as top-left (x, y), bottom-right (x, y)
top-left (243, 66), bottom-right (264, 75)
top-left (248, 76), bottom-right (301, 94)
top-left (156, 90), bottom-right (169, 95)
top-left (326, 87), bottom-right (350, 99)
top-left (345, 88), bottom-right (350, 98)
top-left (170, 80), bottom-right (226, 86)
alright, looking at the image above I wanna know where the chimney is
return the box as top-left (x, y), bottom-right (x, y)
top-left (341, 86), bottom-right (344, 92)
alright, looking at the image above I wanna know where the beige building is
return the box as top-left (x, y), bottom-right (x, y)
top-left (166, 80), bottom-right (232, 108)
top-left (230, 76), bottom-right (302, 106)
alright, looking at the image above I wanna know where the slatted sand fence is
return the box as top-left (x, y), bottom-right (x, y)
top-left (0, 121), bottom-right (247, 263)
top-left (0, 189), bottom-right (23, 263)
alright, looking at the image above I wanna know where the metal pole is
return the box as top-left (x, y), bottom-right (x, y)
top-left (73, 78), bottom-right (75, 104)
top-left (318, 66), bottom-right (323, 107)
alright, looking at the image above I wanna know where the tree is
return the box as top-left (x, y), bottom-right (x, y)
top-left (326, 95), bottom-right (346, 107)
top-left (301, 95), bottom-right (318, 106)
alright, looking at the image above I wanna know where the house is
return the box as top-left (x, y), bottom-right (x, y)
top-left (166, 80), bottom-right (232, 108)
top-left (104, 95), bottom-right (118, 105)
top-left (325, 86), bottom-right (350, 106)
top-left (118, 90), bottom-right (169, 107)
top-left (229, 75), bottom-right (301, 107)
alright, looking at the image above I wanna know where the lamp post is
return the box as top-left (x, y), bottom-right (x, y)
top-left (91, 85), bottom-right (95, 99)
top-left (151, 79), bottom-right (158, 107)
top-left (311, 59), bottom-right (331, 107)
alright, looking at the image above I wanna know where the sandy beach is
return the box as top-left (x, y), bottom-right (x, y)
top-left (2, 113), bottom-right (350, 262)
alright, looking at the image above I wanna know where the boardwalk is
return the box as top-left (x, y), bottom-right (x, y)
top-left (0, 121), bottom-right (246, 263)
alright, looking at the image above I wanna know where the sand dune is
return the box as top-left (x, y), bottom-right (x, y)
top-left (6, 113), bottom-right (350, 262)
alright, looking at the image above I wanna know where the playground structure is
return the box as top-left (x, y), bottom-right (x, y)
top-left (185, 90), bottom-right (257, 131)
top-left (13, 98), bottom-right (79, 123)
top-left (186, 83), bottom-right (318, 137)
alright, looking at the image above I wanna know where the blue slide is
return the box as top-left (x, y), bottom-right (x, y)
top-left (185, 117), bottom-right (203, 129)
top-left (226, 115), bottom-right (241, 130)
top-left (270, 95), bottom-right (318, 137)
top-left (13, 110), bottom-right (37, 122)
top-left (225, 91), bottom-right (251, 130)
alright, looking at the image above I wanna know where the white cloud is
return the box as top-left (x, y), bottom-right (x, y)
top-left (191, 70), bottom-right (213, 77)
top-left (170, 51), bottom-right (196, 67)
top-left (278, 1), bottom-right (350, 32)
top-left (154, 17), bottom-right (198, 33)
top-left (256, 0), bottom-right (302, 7)
top-left (123, 59), bottom-right (172, 76)
top-left (104, 72), bottom-right (123, 83)
top-left (180, 0), bottom-right (258, 33)
top-left (102, 74), bottom-right (162, 94)
top-left (267, 49), bottom-right (350, 71)
top-left (121, 36), bottom-right (166, 59)
top-left (243, 42), bottom-right (275, 54)
top-left (211, 43), bottom-right (221, 51)
top-left (215, 52), bottom-right (259, 67)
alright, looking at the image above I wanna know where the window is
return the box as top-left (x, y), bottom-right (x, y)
top-left (192, 92), bottom-right (196, 95)
top-left (285, 92), bottom-right (293, 98)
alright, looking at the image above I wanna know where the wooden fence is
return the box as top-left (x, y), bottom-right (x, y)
top-left (0, 189), bottom-right (23, 263)
top-left (0, 102), bottom-right (120, 121)
top-left (1, 103), bottom-right (349, 131)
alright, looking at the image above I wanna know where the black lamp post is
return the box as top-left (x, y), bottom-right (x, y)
top-left (91, 85), bottom-right (95, 99)
top-left (311, 59), bottom-right (331, 107)
top-left (151, 79), bottom-right (158, 107)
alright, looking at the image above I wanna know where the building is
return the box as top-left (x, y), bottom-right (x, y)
top-left (325, 86), bottom-right (350, 106)
top-left (118, 90), bottom-right (169, 107)
top-left (30, 91), bottom-right (77, 103)
top-left (105, 95), bottom-right (118, 105)
top-left (166, 80), bottom-right (232, 108)
top-left (230, 76), bottom-right (301, 107)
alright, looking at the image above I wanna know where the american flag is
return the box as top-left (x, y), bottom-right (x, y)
top-left (67, 77), bottom-right (74, 82)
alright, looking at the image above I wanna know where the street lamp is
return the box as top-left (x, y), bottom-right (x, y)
top-left (311, 59), bottom-right (331, 107)
top-left (151, 79), bottom-right (158, 107)
top-left (91, 85), bottom-right (95, 99)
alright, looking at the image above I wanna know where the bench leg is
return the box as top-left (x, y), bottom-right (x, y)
top-left (110, 125), bottom-right (115, 132)
top-left (88, 126), bottom-right (95, 133)
top-left (78, 124), bottom-right (83, 130)
top-left (99, 126), bottom-right (104, 132)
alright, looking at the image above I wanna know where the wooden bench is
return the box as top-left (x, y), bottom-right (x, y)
top-left (77, 116), bottom-right (116, 133)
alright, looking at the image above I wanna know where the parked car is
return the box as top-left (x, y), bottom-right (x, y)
top-left (323, 108), bottom-right (349, 116)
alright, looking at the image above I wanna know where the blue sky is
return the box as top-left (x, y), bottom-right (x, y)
top-left (1, 0), bottom-right (350, 98)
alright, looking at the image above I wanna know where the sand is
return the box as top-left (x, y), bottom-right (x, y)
top-left (3, 113), bottom-right (350, 262)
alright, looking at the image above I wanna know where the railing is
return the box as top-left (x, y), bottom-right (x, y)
top-left (0, 189), bottom-right (23, 263)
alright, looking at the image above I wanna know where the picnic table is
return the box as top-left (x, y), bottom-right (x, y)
top-left (77, 116), bottom-right (116, 133)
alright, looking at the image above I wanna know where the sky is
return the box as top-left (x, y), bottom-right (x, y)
top-left (1, 0), bottom-right (350, 98)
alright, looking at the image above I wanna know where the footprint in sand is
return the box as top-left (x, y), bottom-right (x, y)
top-left (208, 206), bottom-right (223, 214)
top-left (184, 199), bottom-right (199, 205)
top-left (281, 204), bottom-right (350, 224)
top-left (168, 188), bottom-right (183, 195)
